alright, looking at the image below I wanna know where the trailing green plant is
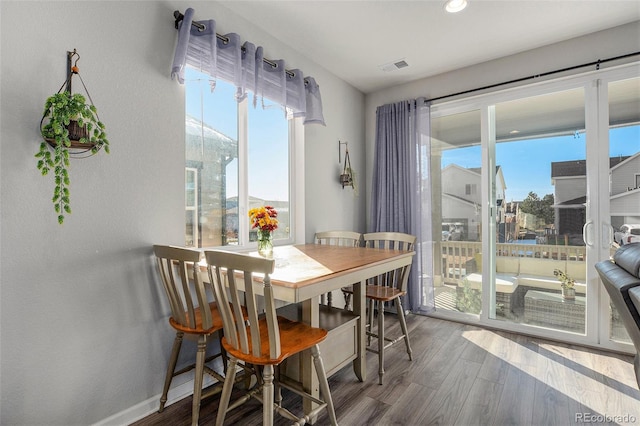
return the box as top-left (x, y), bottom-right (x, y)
top-left (35, 91), bottom-right (109, 224)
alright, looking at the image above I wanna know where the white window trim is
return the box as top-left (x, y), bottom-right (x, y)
top-left (224, 106), bottom-right (303, 250)
top-left (186, 75), bottom-right (304, 250)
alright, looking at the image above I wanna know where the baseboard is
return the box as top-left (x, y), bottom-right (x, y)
top-left (92, 375), bottom-right (218, 426)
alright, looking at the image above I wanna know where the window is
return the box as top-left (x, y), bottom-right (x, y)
top-left (184, 67), bottom-right (298, 249)
top-left (465, 183), bottom-right (477, 195)
top-left (185, 167), bottom-right (198, 246)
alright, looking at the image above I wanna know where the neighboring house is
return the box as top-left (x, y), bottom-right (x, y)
top-left (610, 152), bottom-right (640, 229)
top-left (550, 159), bottom-right (589, 236)
top-left (440, 164), bottom-right (507, 241)
top-left (185, 115), bottom-right (237, 247)
top-left (551, 155), bottom-right (639, 235)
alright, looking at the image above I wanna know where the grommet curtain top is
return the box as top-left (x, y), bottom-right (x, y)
top-left (171, 8), bottom-right (325, 126)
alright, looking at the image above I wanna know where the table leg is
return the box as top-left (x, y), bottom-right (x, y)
top-left (352, 280), bottom-right (366, 382)
top-left (302, 296), bottom-right (320, 422)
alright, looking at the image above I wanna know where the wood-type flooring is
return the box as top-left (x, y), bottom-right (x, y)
top-left (132, 315), bottom-right (640, 425)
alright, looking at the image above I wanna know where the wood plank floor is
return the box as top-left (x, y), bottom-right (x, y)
top-left (131, 315), bottom-right (640, 425)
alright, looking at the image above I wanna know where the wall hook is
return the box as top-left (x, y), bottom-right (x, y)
top-left (338, 140), bottom-right (354, 189)
top-left (65, 49), bottom-right (80, 93)
top-left (338, 140), bottom-right (348, 164)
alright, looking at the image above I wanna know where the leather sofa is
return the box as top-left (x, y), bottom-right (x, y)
top-left (595, 243), bottom-right (640, 389)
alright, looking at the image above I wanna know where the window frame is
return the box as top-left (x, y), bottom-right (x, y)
top-left (184, 70), bottom-right (304, 250)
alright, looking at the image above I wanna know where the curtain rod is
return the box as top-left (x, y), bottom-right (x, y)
top-left (173, 10), bottom-right (299, 80)
top-left (423, 51), bottom-right (640, 105)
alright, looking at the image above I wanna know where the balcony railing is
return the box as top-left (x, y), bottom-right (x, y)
top-left (440, 240), bottom-right (618, 285)
top-left (441, 241), bottom-right (589, 284)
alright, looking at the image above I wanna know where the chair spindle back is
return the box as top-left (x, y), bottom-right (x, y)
top-left (205, 250), bottom-right (278, 359)
top-left (153, 245), bottom-right (214, 331)
top-left (314, 230), bottom-right (362, 247)
top-left (363, 232), bottom-right (416, 292)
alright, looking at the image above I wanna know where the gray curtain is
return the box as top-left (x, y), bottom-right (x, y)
top-left (371, 98), bottom-right (434, 313)
top-left (171, 7), bottom-right (325, 125)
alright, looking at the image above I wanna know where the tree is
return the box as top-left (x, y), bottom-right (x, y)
top-left (520, 191), bottom-right (555, 225)
top-left (540, 193), bottom-right (555, 224)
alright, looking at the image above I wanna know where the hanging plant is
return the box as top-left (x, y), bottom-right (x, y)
top-left (35, 50), bottom-right (110, 224)
top-left (35, 49), bottom-right (109, 225)
top-left (36, 91), bottom-right (109, 224)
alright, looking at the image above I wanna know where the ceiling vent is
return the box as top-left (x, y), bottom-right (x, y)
top-left (378, 59), bottom-right (409, 72)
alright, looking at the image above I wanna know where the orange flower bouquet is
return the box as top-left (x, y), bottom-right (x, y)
top-left (249, 206), bottom-right (278, 256)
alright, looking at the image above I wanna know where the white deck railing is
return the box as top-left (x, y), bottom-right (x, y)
top-left (440, 241), bottom-right (590, 285)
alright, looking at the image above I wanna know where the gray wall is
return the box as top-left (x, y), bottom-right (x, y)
top-left (0, 1), bottom-right (364, 424)
top-left (364, 21), bottom-right (640, 231)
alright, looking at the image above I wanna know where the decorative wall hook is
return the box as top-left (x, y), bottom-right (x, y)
top-left (338, 140), bottom-right (354, 189)
top-left (66, 49), bottom-right (81, 93)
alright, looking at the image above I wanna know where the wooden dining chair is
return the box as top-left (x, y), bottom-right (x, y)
top-left (153, 245), bottom-right (235, 426)
top-left (204, 249), bottom-right (338, 426)
top-left (362, 232), bottom-right (416, 385)
top-left (314, 230), bottom-right (362, 308)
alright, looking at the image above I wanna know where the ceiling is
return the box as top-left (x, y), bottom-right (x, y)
top-left (218, 0), bottom-right (640, 94)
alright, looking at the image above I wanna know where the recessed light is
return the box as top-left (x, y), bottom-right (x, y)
top-left (509, 130), bottom-right (520, 134)
top-left (445, 0), bottom-right (468, 13)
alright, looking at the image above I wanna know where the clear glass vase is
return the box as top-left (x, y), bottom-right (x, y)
top-left (562, 286), bottom-right (576, 300)
top-left (257, 229), bottom-right (273, 257)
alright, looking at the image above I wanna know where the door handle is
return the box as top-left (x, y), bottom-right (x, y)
top-left (583, 220), bottom-right (594, 247)
top-left (603, 222), bottom-right (614, 247)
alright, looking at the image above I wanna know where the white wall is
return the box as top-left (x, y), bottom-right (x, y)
top-left (364, 21), bottom-right (640, 231)
top-left (0, 1), bottom-right (364, 424)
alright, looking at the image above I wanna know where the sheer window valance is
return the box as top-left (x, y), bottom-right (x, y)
top-left (171, 8), bottom-right (325, 126)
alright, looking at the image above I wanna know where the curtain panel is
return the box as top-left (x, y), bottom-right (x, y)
top-left (171, 8), bottom-right (325, 125)
top-left (371, 98), bottom-right (434, 313)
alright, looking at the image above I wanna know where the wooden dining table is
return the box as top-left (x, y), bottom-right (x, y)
top-left (201, 243), bottom-right (415, 419)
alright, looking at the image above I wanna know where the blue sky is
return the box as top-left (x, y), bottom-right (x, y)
top-left (185, 68), bottom-right (289, 201)
top-left (442, 125), bottom-right (639, 201)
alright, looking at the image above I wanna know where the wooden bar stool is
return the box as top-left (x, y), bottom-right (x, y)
top-left (314, 230), bottom-right (362, 308)
top-left (153, 245), bottom-right (231, 426)
top-left (204, 249), bottom-right (338, 426)
top-left (362, 232), bottom-right (416, 385)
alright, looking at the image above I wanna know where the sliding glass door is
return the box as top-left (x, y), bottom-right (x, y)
top-left (494, 87), bottom-right (587, 334)
top-left (432, 109), bottom-right (483, 315)
top-left (607, 76), bottom-right (640, 344)
top-left (429, 63), bottom-right (639, 351)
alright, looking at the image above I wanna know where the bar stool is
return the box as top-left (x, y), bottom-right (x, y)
top-left (204, 249), bottom-right (338, 426)
top-left (362, 232), bottom-right (416, 385)
top-left (153, 245), bottom-right (229, 425)
top-left (314, 230), bottom-right (362, 308)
